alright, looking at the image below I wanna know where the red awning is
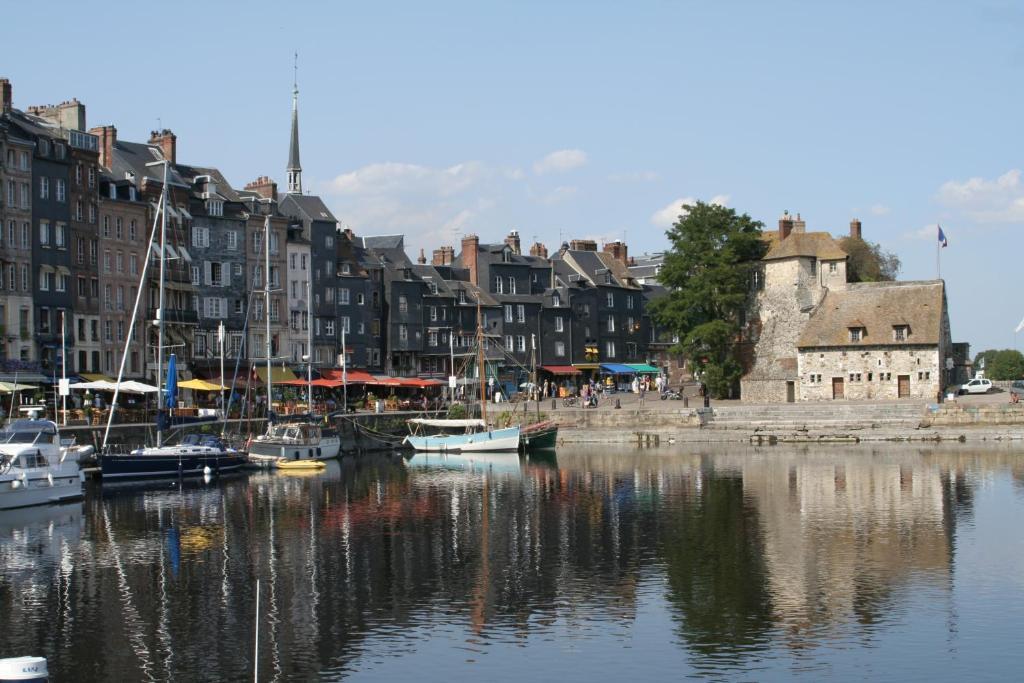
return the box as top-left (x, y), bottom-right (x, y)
top-left (540, 365), bottom-right (581, 375)
top-left (278, 378), bottom-right (345, 388)
top-left (364, 375), bottom-right (444, 388)
top-left (321, 369), bottom-right (375, 383)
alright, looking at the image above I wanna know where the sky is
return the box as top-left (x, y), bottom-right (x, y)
top-left (5, 0), bottom-right (1023, 352)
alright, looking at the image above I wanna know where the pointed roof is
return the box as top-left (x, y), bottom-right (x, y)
top-left (287, 85), bottom-right (301, 173)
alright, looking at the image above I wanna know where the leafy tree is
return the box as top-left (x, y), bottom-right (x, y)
top-left (973, 349), bottom-right (1024, 380)
top-left (837, 236), bottom-right (901, 282)
top-left (648, 201), bottom-right (767, 398)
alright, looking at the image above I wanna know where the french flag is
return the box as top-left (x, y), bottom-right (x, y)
top-left (938, 225), bottom-right (948, 248)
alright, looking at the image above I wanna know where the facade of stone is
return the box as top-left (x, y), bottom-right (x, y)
top-left (0, 94), bottom-right (35, 363)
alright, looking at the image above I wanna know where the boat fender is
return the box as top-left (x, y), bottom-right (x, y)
top-left (47, 473), bottom-right (54, 487)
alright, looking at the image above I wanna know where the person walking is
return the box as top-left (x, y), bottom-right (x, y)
top-left (638, 378), bottom-right (647, 407)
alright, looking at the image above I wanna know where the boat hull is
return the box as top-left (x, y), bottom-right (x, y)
top-left (0, 471), bottom-right (82, 510)
top-left (247, 435), bottom-right (342, 467)
top-left (405, 426), bottom-right (521, 453)
top-left (522, 425), bottom-right (558, 451)
top-left (99, 450), bottom-right (245, 479)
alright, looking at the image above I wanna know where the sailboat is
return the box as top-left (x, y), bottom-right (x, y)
top-left (519, 333), bottom-right (558, 451)
top-left (99, 159), bottom-right (244, 479)
top-left (246, 219), bottom-right (340, 468)
top-left (404, 299), bottom-right (520, 452)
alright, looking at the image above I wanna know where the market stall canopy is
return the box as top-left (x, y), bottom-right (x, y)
top-left (627, 364), bottom-right (661, 374)
top-left (366, 376), bottom-right (445, 388)
top-left (78, 373), bottom-right (115, 383)
top-left (278, 378), bottom-right (345, 388)
top-left (601, 363), bottom-right (639, 374)
top-left (320, 369), bottom-right (375, 383)
top-left (540, 365), bottom-right (581, 375)
top-left (178, 378), bottom-right (227, 391)
top-left (0, 381), bottom-right (36, 393)
top-left (254, 367), bottom-right (298, 384)
top-left (71, 379), bottom-right (159, 394)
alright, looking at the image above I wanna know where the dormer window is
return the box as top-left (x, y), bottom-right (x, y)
top-left (893, 325), bottom-right (908, 341)
top-left (604, 272), bottom-right (612, 284)
top-left (502, 249), bottom-right (511, 263)
top-left (553, 293), bottom-right (561, 307)
top-left (207, 199), bottom-right (223, 217)
top-left (849, 327), bottom-right (862, 342)
top-left (458, 290), bottom-right (466, 305)
top-left (341, 263), bottom-right (351, 275)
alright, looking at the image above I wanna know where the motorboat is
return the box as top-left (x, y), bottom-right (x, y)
top-left (405, 418), bottom-right (520, 453)
top-left (247, 417), bottom-right (341, 467)
top-left (0, 418), bottom-right (83, 510)
top-left (100, 433), bottom-right (245, 479)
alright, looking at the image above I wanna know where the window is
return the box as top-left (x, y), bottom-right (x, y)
top-left (372, 319), bottom-right (381, 336)
top-left (829, 261), bottom-right (837, 273)
top-left (130, 253), bottom-right (138, 275)
top-left (77, 276), bottom-right (86, 297)
top-left (325, 320), bottom-right (335, 336)
top-left (504, 305), bottom-right (513, 323)
top-left (103, 250), bottom-right (111, 273)
top-left (626, 295), bottom-right (635, 309)
top-left (606, 292), bottom-right (614, 307)
top-left (605, 340), bottom-right (616, 358)
top-left (340, 288), bottom-right (350, 305)
top-left (894, 326), bottom-right (907, 341)
top-left (56, 179), bottom-right (66, 202)
top-left (341, 263), bottom-right (351, 275)
top-left (301, 254), bottom-right (307, 270)
top-left (116, 286), bottom-right (124, 310)
top-left (102, 216), bottom-right (111, 238)
top-left (88, 167), bottom-right (96, 188)
top-left (194, 333), bottom-right (207, 357)
top-left (356, 293), bottom-right (364, 305)
top-left (849, 328), bottom-right (861, 342)
top-left (494, 276), bottom-right (504, 294)
top-left (192, 226), bottom-right (210, 248)
top-left (505, 335), bottom-right (514, 350)
top-left (555, 341), bottom-right (566, 357)
top-left (428, 331), bottom-right (438, 347)
top-left (516, 335), bottom-right (526, 352)
top-left (190, 265), bottom-right (200, 285)
top-left (399, 324), bottom-right (408, 341)
top-left (104, 321), bottom-right (112, 342)
top-left (55, 222), bottom-right (66, 248)
top-left (607, 316), bottom-right (615, 333)
top-left (55, 271), bottom-right (67, 292)
top-left (555, 316), bottom-right (564, 332)
top-left (508, 277), bottom-right (516, 294)
top-left (517, 304), bottom-right (525, 323)
top-left (458, 290), bottom-right (467, 305)
top-left (810, 260), bottom-right (817, 276)
top-left (552, 292), bottom-right (561, 307)
top-left (39, 176), bottom-right (49, 199)
top-left (399, 295), bottom-right (408, 313)
top-left (129, 220), bottom-right (137, 241)
top-left (116, 251), bottom-right (124, 273)
top-left (21, 223), bottom-right (29, 248)
top-left (342, 316), bottom-right (350, 333)
top-left (39, 269), bottom-right (50, 291)
top-left (39, 220), bottom-right (50, 246)
top-left (204, 297), bottom-right (224, 318)
top-left (430, 306), bottom-right (438, 322)
top-left (88, 204), bottom-right (96, 223)
top-left (115, 218), bottom-right (123, 240)
top-left (325, 235), bottom-right (333, 248)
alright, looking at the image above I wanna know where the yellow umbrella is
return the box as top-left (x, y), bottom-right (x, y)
top-left (0, 381), bottom-right (36, 393)
top-left (178, 378), bottom-right (226, 392)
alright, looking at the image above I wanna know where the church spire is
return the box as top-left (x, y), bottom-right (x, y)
top-left (287, 52), bottom-right (302, 195)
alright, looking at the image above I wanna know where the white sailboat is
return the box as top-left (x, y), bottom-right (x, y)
top-left (247, 219), bottom-right (340, 467)
top-left (404, 298), bottom-right (520, 453)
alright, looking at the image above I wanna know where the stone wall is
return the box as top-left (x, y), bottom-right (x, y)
top-left (922, 402), bottom-right (1024, 426)
top-left (798, 346), bottom-right (941, 401)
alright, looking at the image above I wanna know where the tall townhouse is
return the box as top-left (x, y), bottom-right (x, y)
top-left (91, 126), bottom-right (197, 383)
top-left (360, 236), bottom-right (425, 376)
top-left (95, 160), bottom-right (147, 378)
top-left (177, 167), bottom-right (250, 376)
top-left (0, 81), bottom-right (35, 363)
top-left (352, 238), bottom-right (386, 372)
top-left (410, 261), bottom-right (457, 378)
top-left (6, 107), bottom-right (74, 374)
top-left (335, 229), bottom-right (375, 370)
top-left (283, 216), bottom-right (311, 364)
top-left (243, 199), bottom-right (288, 369)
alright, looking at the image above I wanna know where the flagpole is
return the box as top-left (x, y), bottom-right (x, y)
top-left (936, 225), bottom-right (940, 280)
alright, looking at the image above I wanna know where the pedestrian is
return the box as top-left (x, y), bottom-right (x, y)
top-left (639, 379), bottom-right (647, 407)
top-left (700, 381), bottom-right (709, 408)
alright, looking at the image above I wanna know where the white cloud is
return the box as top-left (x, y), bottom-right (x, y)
top-left (541, 186), bottom-right (578, 205)
top-left (533, 149), bottom-right (588, 175)
top-left (936, 169), bottom-right (1024, 222)
top-left (650, 195), bottom-right (729, 228)
top-left (869, 204), bottom-right (891, 216)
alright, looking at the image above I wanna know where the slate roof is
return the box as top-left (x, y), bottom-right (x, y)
top-left (797, 281), bottom-right (945, 348)
top-left (175, 165), bottom-right (243, 202)
top-left (360, 234), bottom-right (413, 268)
top-left (410, 264), bottom-right (457, 298)
top-left (763, 232), bottom-right (847, 261)
top-left (109, 139), bottom-right (190, 189)
top-left (279, 193), bottom-right (337, 223)
top-left (562, 250), bottom-right (641, 289)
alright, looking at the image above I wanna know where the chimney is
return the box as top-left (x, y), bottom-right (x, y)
top-left (244, 175), bottom-right (278, 201)
top-left (569, 239), bottom-right (598, 251)
top-left (0, 78), bottom-right (11, 114)
top-left (603, 240), bottom-right (628, 265)
top-left (793, 212), bottom-right (806, 234)
top-left (504, 230), bottom-right (521, 255)
top-left (778, 211), bottom-right (794, 241)
top-left (88, 125), bottom-right (116, 169)
top-left (461, 234), bottom-right (480, 286)
top-left (148, 129), bottom-right (177, 165)
top-left (418, 248), bottom-right (427, 265)
top-left (529, 241), bottom-right (548, 259)
top-left (849, 218), bottom-right (862, 240)
top-left (343, 227), bottom-right (356, 242)
top-left (28, 99), bottom-right (86, 131)
top-left (432, 245), bottom-right (455, 266)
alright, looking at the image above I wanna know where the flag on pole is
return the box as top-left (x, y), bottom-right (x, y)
top-left (1016, 316), bottom-right (1024, 334)
top-left (937, 225), bottom-right (948, 248)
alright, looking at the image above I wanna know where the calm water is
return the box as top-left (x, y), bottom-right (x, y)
top-left (2, 445), bottom-right (1024, 681)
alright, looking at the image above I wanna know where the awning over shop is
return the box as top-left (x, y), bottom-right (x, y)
top-left (365, 376), bottom-right (445, 388)
top-left (79, 373), bottom-right (114, 383)
top-left (0, 373), bottom-right (48, 384)
top-left (0, 381), bottom-right (36, 393)
top-left (601, 363), bottom-right (637, 374)
top-left (320, 369), bottom-right (376, 383)
top-left (540, 365), bottom-right (581, 375)
top-left (179, 378), bottom-right (226, 391)
top-left (572, 364), bottom-right (600, 371)
top-left (254, 367), bottom-right (298, 384)
top-left (626, 364), bottom-right (661, 374)
top-left (278, 378), bottom-right (345, 388)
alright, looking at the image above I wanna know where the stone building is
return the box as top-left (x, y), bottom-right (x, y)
top-left (742, 212), bottom-right (953, 402)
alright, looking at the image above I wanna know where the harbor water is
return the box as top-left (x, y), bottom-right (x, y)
top-left (1, 444), bottom-right (1023, 681)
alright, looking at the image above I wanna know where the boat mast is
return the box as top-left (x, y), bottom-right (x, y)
top-left (218, 321), bottom-right (225, 420)
top-left (264, 216), bottom-right (272, 419)
top-left (156, 160), bottom-right (168, 448)
top-left (306, 279), bottom-right (312, 413)
top-left (476, 297), bottom-right (487, 425)
top-left (61, 309), bottom-right (67, 425)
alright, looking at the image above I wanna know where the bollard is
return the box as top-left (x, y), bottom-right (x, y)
top-left (614, 398), bottom-right (621, 409)
top-left (551, 398), bottom-right (557, 411)
top-left (683, 396), bottom-right (688, 408)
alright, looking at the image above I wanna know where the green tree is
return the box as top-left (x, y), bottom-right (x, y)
top-left (648, 201), bottom-right (767, 398)
top-left (837, 236), bottom-right (901, 282)
top-left (974, 349), bottom-right (1024, 380)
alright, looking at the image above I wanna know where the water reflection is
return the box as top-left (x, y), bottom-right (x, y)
top-left (0, 445), bottom-right (1020, 681)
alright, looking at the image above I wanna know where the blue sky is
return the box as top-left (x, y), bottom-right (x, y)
top-left (6, 0), bottom-right (1023, 352)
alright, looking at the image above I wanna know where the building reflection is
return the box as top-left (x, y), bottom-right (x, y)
top-left (0, 446), bottom-right (1002, 680)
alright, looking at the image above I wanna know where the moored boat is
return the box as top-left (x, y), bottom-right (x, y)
top-left (520, 420), bottom-right (558, 451)
top-left (405, 419), bottom-right (520, 453)
top-left (0, 418), bottom-right (83, 510)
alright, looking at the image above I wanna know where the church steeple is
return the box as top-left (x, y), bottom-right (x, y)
top-left (287, 52), bottom-right (302, 195)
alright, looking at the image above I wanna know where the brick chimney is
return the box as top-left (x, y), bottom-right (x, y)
top-left (418, 248), bottom-right (427, 265)
top-left (778, 211), bottom-right (794, 240)
top-left (504, 230), bottom-right (521, 255)
top-left (1, 78), bottom-right (13, 114)
top-left (244, 175), bottom-right (278, 201)
top-left (432, 245), bottom-right (455, 266)
top-left (88, 125), bottom-right (116, 169)
top-left (603, 240), bottom-right (628, 265)
top-left (461, 234), bottom-right (480, 286)
top-left (529, 241), bottom-right (548, 259)
top-left (569, 239), bottom-right (597, 251)
top-left (148, 129), bottom-right (177, 165)
top-left (793, 212), bottom-right (806, 233)
top-left (849, 218), bottom-right (862, 240)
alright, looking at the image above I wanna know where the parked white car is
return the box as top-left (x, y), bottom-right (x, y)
top-left (959, 378), bottom-right (993, 395)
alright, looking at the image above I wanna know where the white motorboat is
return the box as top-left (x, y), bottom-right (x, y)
top-left (248, 419), bottom-right (342, 467)
top-left (0, 418), bottom-right (83, 510)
